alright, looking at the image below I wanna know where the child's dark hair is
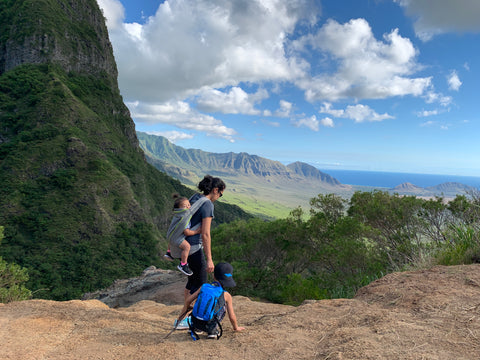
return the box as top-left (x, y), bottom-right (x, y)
top-left (172, 193), bottom-right (189, 210)
top-left (198, 175), bottom-right (226, 195)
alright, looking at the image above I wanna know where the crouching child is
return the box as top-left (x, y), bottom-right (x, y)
top-left (179, 262), bottom-right (245, 340)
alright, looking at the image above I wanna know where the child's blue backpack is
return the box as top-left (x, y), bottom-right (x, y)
top-left (189, 282), bottom-right (225, 340)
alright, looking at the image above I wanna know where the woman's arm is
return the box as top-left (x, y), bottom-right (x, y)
top-left (201, 216), bottom-right (214, 273)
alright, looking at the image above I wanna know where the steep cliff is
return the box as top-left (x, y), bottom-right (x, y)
top-left (0, 0), bottom-right (250, 300)
top-left (0, 0), bottom-right (117, 80)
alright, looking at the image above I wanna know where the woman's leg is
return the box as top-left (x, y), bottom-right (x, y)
top-left (185, 248), bottom-right (207, 298)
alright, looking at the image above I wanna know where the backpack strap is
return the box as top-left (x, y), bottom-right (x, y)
top-left (214, 318), bottom-right (223, 340)
top-left (188, 315), bottom-right (200, 341)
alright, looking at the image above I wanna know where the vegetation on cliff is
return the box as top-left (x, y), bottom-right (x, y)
top-left (213, 191), bottom-right (480, 305)
top-left (0, 0), bottom-right (251, 301)
top-left (0, 226), bottom-right (31, 303)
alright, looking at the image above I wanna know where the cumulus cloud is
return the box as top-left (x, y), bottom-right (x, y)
top-left (292, 116), bottom-right (320, 131)
top-left (394, 0), bottom-right (480, 40)
top-left (424, 91), bottom-right (452, 106)
top-left (146, 130), bottom-right (194, 143)
top-left (320, 102), bottom-right (394, 123)
top-left (97, 0), bottom-right (124, 30)
top-left (275, 100), bottom-right (293, 117)
top-left (96, 0), bottom-right (452, 141)
top-left (447, 71), bottom-right (462, 91)
top-left (196, 87), bottom-right (268, 114)
top-left (99, 0), bottom-right (316, 103)
top-left (126, 100), bottom-right (237, 141)
top-left (320, 117), bottom-right (334, 127)
top-left (262, 120), bottom-right (281, 127)
top-left (294, 18), bottom-right (432, 102)
top-left (417, 109), bottom-right (439, 117)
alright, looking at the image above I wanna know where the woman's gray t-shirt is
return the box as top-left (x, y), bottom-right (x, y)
top-left (187, 193), bottom-right (214, 247)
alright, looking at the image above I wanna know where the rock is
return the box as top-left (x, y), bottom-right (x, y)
top-left (82, 266), bottom-right (186, 307)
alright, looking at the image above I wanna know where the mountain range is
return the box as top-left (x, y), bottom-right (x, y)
top-left (137, 131), bottom-right (352, 218)
top-left (138, 131), bottom-right (477, 217)
top-left (389, 181), bottom-right (477, 198)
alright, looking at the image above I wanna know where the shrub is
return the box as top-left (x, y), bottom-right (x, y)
top-left (0, 226), bottom-right (32, 303)
top-left (435, 226), bottom-right (480, 265)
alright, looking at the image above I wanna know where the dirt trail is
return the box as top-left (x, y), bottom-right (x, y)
top-left (2, 265), bottom-right (480, 359)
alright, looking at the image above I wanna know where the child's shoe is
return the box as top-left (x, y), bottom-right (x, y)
top-left (164, 252), bottom-right (174, 261)
top-left (174, 316), bottom-right (191, 330)
top-left (177, 263), bottom-right (193, 276)
top-left (207, 329), bottom-right (220, 339)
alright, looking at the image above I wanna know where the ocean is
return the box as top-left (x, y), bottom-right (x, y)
top-left (320, 169), bottom-right (480, 189)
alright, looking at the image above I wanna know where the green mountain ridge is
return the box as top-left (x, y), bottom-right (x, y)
top-left (0, 0), bottom-right (250, 300)
top-left (138, 132), bottom-right (478, 218)
top-left (138, 131), bottom-right (341, 184)
top-left (137, 131), bottom-right (353, 218)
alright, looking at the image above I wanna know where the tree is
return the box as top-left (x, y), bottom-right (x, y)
top-left (348, 190), bottom-right (423, 268)
top-left (0, 226), bottom-right (32, 303)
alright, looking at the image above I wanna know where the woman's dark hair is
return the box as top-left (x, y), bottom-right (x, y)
top-left (172, 193), bottom-right (188, 210)
top-left (198, 175), bottom-right (226, 195)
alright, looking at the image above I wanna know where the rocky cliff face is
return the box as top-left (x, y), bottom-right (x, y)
top-left (0, 0), bottom-right (195, 300)
top-left (0, 0), bottom-right (117, 81)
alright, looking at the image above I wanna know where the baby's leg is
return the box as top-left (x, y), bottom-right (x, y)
top-left (179, 240), bottom-right (191, 264)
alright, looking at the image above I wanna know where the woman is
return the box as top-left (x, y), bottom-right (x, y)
top-left (183, 175), bottom-right (225, 300)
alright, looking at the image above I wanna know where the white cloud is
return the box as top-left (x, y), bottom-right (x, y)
top-left (275, 100), bottom-right (293, 117)
top-left (146, 130), bottom-right (194, 143)
top-left (417, 109), bottom-right (439, 117)
top-left (320, 117), bottom-right (334, 127)
top-left (420, 120), bottom-right (449, 130)
top-left (96, 0), bottom-right (124, 30)
top-left (420, 120), bottom-right (435, 127)
top-left (424, 91), bottom-right (452, 106)
top-left (447, 70), bottom-right (462, 91)
top-left (294, 18), bottom-right (432, 102)
top-left (196, 87), bottom-right (268, 115)
top-left (320, 103), bottom-right (394, 123)
top-left (96, 0), bottom-right (454, 142)
top-left (262, 120), bottom-right (281, 127)
top-left (126, 100), bottom-right (237, 141)
top-left (394, 0), bottom-right (480, 40)
top-left (292, 116), bottom-right (320, 131)
top-left (98, 0), bottom-right (316, 103)
top-left (320, 102), bottom-right (345, 117)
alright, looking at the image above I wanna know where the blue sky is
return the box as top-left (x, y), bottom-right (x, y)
top-left (96, 0), bottom-right (480, 177)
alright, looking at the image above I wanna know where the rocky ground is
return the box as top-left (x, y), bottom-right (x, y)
top-left (2, 264), bottom-right (480, 359)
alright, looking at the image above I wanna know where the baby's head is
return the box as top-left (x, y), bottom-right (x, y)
top-left (178, 198), bottom-right (191, 209)
top-left (172, 194), bottom-right (191, 209)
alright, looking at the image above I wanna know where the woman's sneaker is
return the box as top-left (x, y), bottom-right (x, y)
top-left (177, 263), bottom-right (193, 276)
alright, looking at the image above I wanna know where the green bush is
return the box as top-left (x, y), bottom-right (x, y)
top-left (435, 226), bottom-right (480, 265)
top-left (0, 226), bottom-right (32, 303)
